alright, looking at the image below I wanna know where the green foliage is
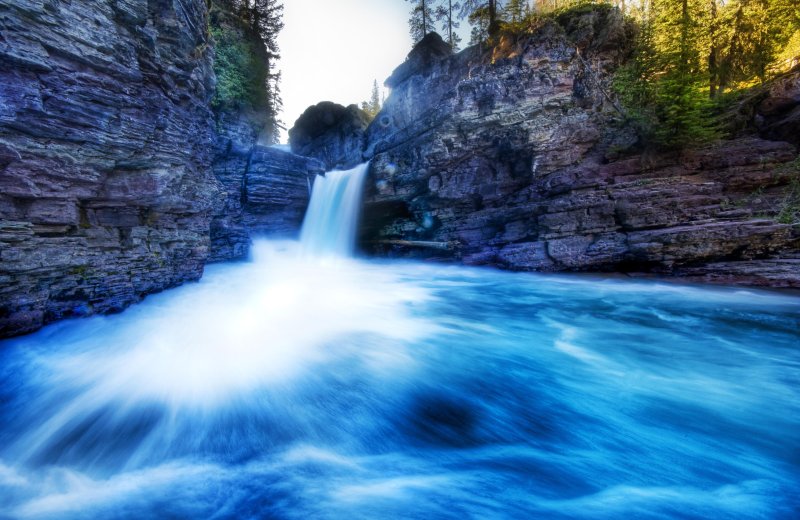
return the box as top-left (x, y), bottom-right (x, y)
top-left (609, 0), bottom-right (800, 150)
top-left (776, 179), bottom-right (800, 224)
top-left (398, 0), bottom-right (797, 150)
top-left (613, 22), bottom-right (720, 150)
top-left (650, 75), bottom-right (720, 148)
top-left (361, 80), bottom-right (383, 119)
top-left (468, 5), bottom-right (492, 44)
top-left (504, 0), bottom-right (529, 23)
top-left (210, 24), bottom-right (269, 112)
top-left (435, 0), bottom-right (463, 50)
top-left (407, 0), bottom-right (437, 43)
top-left (209, 0), bottom-right (284, 144)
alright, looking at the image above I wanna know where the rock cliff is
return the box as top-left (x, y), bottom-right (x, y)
top-left (0, 0), bottom-right (319, 338)
top-left (208, 138), bottom-right (323, 263)
top-left (346, 9), bottom-right (800, 287)
top-left (207, 3), bottom-right (324, 263)
top-left (0, 0), bottom-right (223, 337)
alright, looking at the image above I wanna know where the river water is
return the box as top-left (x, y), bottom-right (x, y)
top-left (0, 165), bottom-right (798, 518)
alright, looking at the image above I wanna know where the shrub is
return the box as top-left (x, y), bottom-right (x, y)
top-left (209, 24), bottom-right (269, 112)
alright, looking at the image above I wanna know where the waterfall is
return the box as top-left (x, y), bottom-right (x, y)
top-left (300, 163), bottom-right (368, 257)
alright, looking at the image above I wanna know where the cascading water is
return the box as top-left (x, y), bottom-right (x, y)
top-left (0, 163), bottom-right (799, 519)
top-left (300, 163), bottom-right (368, 257)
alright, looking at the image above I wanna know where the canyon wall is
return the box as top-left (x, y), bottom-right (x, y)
top-left (0, 0), bottom-right (222, 336)
top-left (351, 9), bottom-right (799, 287)
top-left (0, 0), bottom-right (318, 337)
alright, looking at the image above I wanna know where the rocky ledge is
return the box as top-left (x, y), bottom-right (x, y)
top-left (331, 9), bottom-right (799, 287)
top-left (209, 137), bottom-right (324, 262)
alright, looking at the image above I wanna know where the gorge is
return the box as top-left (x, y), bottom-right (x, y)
top-left (1, 1), bottom-right (799, 338)
top-left (0, 0), bottom-right (798, 518)
top-left (1, 154), bottom-right (798, 519)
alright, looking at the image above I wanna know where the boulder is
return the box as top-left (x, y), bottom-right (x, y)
top-left (288, 102), bottom-right (370, 170)
top-left (756, 67), bottom-right (800, 146)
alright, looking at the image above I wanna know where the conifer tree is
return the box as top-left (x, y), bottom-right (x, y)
top-left (504, 0), bottom-right (529, 23)
top-left (436, 0), bottom-right (463, 50)
top-left (361, 80), bottom-right (382, 119)
top-left (468, 5), bottom-right (491, 44)
top-left (407, 0), bottom-right (437, 43)
top-left (249, 0), bottom-right (284, 143)
top-left (211, 0), bottom-right (285, 143)
top-left (460, 0), bottom-right (503, 39)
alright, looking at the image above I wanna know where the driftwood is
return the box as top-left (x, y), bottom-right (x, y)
top-left (372, 240), bottom-right (460, 251)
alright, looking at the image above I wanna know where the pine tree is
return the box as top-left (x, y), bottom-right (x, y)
top-left (460, 0), bottom-right (503, 40)
top-left (504, 0), bottom-right (528, 23)
top-left (361, 80), bottom-right (382, 119)
top-left (435, 0), bottom-right (463, 50)
top-left (407, 0), bottom-right (437, 43)
top-left (715, 0), bottom-right (798, 89)
top-left (468, 5), bottom-right (491, 44)
top-left (252, 0), bottom-right (284, 142)
top-left (229, 0), bottom-right (285, 143)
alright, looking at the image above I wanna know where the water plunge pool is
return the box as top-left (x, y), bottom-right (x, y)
top-left (0, 239), bottom-right (798, 519)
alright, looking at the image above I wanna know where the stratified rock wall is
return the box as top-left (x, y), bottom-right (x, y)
top-left (0, 0), bottom-right (222, 337)
top-left (208, 143), bottom-right (324, 262)
top-left (0, 0), bottom-right (332, 337)
top-left (243, 147), bottom-right (324, 234)
top-left (359, 9), bottom-right (800, 287)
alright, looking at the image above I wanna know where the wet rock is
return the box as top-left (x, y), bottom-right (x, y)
top-left (208, 107), bottom-right (326, 263)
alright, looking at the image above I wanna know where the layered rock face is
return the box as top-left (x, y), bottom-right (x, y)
top-left (354, 10), bottom-right (799, 287)
top-left (0, 0), bottom-right (222, 337)
top-left (0, 1), bottom-right (330, 338)
top-left (208, 137), bottom-right (324, 262)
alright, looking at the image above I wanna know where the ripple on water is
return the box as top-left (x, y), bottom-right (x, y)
top-left (0, 240), bottom-right (798, 519)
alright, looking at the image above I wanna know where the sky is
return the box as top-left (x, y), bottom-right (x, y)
top-left (278, 0), bottom-right (413, 142)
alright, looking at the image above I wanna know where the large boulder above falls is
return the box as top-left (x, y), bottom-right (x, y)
top-left (287, 33), bottom-right (455, 171)
top-left (288, 102), bottom-right (370, 170)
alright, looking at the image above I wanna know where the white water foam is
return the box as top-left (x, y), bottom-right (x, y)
top-left (300, 163), bottom-right (368, 258)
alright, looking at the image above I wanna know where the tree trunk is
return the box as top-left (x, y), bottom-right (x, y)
top-left (422, 0), bottom-right (428, 36)
top-left (708, 0), bottom-right (719, 98)
top-left (448, 0), bottom-right (454, 45)
top-left (488, 0), bottom-right (499, 35)
top-left (679, 0), bottom-right (691, 78)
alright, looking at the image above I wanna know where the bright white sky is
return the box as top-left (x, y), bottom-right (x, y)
top-left (278, 0), bottom-right (412, 142)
